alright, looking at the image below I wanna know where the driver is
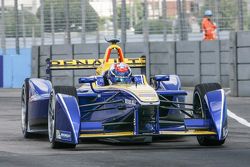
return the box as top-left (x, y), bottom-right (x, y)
top-left (107, 62), bottom-right (132, 85)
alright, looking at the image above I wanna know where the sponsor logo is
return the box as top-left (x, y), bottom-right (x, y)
top-left (56, 130), bottom-right (61, 139)
top-left (125, 99), bottom-right (136, 105)
top-left (49, 58), bottom-right (146, 69)
top-left (56, 130), bottom-right (72, 142)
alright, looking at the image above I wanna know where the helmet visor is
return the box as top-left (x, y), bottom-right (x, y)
top-left (113, 77), bottom-right (131, 84)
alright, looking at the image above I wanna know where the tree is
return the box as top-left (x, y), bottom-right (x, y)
top-left (4, 8), bottom-right (40, 37)
top-left (134, 19), bottom-right (173, 34)
top-left (117, 0), bottom-right (143, 29)
top-left (37, 0), bottom-right (99, 32)
top-left (219, 0), bottom-right (238, 30)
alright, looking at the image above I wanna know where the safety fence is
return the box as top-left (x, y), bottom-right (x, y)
top-left (1, 0), bottom-right (249, 52)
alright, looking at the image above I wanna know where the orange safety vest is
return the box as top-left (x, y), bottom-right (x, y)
top-left (202, 17), bottom-right (217, 40)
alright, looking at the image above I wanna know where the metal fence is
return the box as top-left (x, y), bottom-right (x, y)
top-left (0, 0), bottom-right (249, 53)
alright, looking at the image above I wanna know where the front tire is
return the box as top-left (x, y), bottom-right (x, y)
top-left (21, 78), bottom-right (33, 138)
top-left (48, 86), bottom-right (77, 149)
top-left (193, 83), bottom-right (226, 146)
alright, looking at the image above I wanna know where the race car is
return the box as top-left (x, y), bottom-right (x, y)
top-left (21, 39), bottom-right (228, 149)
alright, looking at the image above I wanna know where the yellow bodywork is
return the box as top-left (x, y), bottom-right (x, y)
top-left (80, 131), bottom-right (134, 138)
top-left (159, 130), bottom-right (216, 135)
top-left (49, 43), bottom-right (157, 103)
top-left (49, 57), bottom-right (145, 71)
top-left (90, 72), bottom-right (158, 103)
top-left (79, 130), bottom-right (216, 138)
top-left (98, 84), bottom-right (159, 103)
top-left (49, 44), bottom-right (145, 74)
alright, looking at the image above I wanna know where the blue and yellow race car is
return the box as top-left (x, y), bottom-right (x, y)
top-left (21, 39), bottom-right (228, 149)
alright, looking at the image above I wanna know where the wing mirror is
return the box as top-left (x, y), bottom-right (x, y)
top-left (152, 75), bottom-right (169, 90)
top-left (79, 77), bottom-right (97, 84)
top-left (153, 75), bottom-right (169, 82)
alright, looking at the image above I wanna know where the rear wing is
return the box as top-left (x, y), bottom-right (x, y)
top-left (46, 57), bottom-right (146, 74)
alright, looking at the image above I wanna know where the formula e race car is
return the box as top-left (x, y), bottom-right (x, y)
top-left (21, 39), bottom-right (228, 149)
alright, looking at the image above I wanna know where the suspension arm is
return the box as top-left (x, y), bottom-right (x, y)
top-left (158, 94), bottom-right (194, 118)
top-left (79, 99), bottom-right (124, 108)
top-left (160, 100), bottom-right (193, 106)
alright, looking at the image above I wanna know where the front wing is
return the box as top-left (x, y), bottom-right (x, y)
top-left (52, 90), bottom-right (226, 145)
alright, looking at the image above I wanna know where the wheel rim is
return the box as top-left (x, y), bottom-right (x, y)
top-left (48, 92), bottom-right (55, 142)
top-left (193, 92), bottom-right (205, 118)
top-left (21, 87), bottom-right (27, 134)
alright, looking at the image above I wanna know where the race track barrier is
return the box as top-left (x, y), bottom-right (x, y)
top-left (0, 48), bottom-right (31, 88)
top-left (230, 31), bottom-right (250, 97)
top-left (0, 55), bottom-right (3, 87)
top-left (1, 32), bottom-right (249, 97)
top-left (32, 41), bottom-right (231, 88)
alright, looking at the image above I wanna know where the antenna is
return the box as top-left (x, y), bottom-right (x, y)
top-left (104, 37), bottom-right (120, 44)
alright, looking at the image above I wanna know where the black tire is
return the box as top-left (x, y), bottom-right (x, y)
top-left (48, 86), bottom-right (77, 149)
top-left (21, 78), bottom-right (34, 138)
top-left (53, 86), bottom-right (78, 100)
top-left (193, 83), bottom-right (225, 146)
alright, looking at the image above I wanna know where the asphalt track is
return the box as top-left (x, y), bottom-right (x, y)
top-left (0, 88), bottom-right (249, 167)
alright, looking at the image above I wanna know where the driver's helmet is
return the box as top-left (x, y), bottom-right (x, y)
top-left (108, 62), bottom-right (132, 84)
top-left (204, 10), bottom-right (213, 16)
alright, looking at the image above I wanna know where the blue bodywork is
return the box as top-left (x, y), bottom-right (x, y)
top-left (55, 94), bottom-right (80, 144)
top-left (205, 89), bottom-right (228, 140)
top-left (25, 74), bottom-right (227, 145)
top-left (27, 79), bottom-right (52, 129)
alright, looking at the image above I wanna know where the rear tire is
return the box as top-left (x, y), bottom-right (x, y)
top-left (193, 83), bottom-right (225, 146)
top-left (21, 78), bottom-right (34, 138)
top-left (48, 86), bottom-right (77, 149)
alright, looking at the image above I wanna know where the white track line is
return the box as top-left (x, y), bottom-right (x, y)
top-left (225, 90), bottom-right (231, 96)
top-left (225, 90), bottom-right (250, 128)
top-left (227, 110), bottom-right (250, 127)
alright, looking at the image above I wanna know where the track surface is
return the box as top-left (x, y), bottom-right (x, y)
top-left (0, 89), bottom-right (249, 167)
